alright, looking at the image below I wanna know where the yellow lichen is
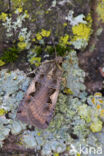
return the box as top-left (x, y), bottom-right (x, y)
top-left (66, 145), bottom-right (70, 151)
top-left (37, 132), bottom-right (41, 136)
top-left (85, 13), bottom-right (93, 28)
top-left (29, 57), bottom-right (41, 67)
top-left (0, 60), bottom-right (5, 66)
top-left (90, 119), bottom-right (102, 133)
top-left (96, 0), bottom-right (104, 23)
top-left (72, 23), bottom-right (91, 41)
top-left (63, 22), bottom-right (67, 27)
top-left (77, 153), bottom-right (81, 156)
top-left (53, 153), bottom-right (59, 156)
top-left (64, 88), bottom-right (73, 95)
top-left (24, 10), bottom-right (30, 18)
top-left (0, 12), bottom-right (7, 21)
top-left (36, 33), bottom-right (42, 40)
top-left (0, 108), bottom-right (7, 116)
top-left (17, 7), bottom-right (23, 13)
top-left (94, 92), bottom-right (102, 97)
top-left (59, 34), bottom-right (70, 46)
top-left (41, 29), bottom-right (51, 37)
top-left (18, 35), bottom-right (25, 42)
top-left (17, 42), bottom-right (27, 50)
top-left (18, 137), bottom-right (24, 145)
top-left (32, 38), bottom-right (36, 42)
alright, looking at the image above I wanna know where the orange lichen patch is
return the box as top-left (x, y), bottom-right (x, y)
top-left (96, 104), bottom-right (101, 110)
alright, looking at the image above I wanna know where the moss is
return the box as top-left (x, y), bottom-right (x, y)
top-left (56, 44), bottom-right (70, 56)
top-left (34, 46), bottom-right (42, 55)
top-left (96, 0), bottom-right (104, 23)
top-left (44, 44), bottom-right (70, 56)
top-left (1, 46), bottom-right (20, 63)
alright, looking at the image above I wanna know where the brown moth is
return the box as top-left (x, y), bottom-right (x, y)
top-left (16, 57), bottom-right (63, 129)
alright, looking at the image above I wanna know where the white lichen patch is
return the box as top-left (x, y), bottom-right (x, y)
top-left (65, 10), bottom-right (87, 26)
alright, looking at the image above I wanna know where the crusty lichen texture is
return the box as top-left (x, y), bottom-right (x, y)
top-left (96, 0), bottom-right (104, 23)
top-left (0, 51), bottom-right (104, 155)
top-left (71, 13), bottom-right (92, 49)
top-left (72, 23), bottom-right (91, 41)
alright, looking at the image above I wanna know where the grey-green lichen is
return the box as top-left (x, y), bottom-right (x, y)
top-left (0, 51), bottom-right (104, 155)
top-left (0, 69), bottom-right (30, 147)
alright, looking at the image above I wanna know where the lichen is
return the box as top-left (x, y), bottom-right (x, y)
top-left (0, 51), bottom-right (104, 155)
top-left (15, 7), bottom-right (23, 13)
top-left (66, 10), bottom-right (87, 26)
top-left (0, 8), bottom-right (32, 52)
top-left (17, 42), bottom-right (27, 50)
top-left (78, 105), bottom-right (91, 123)
top-left (29, 56), bottom-right (41, 67)
top-left (11, 0), bottom-right (28, 8)
top-left (0, 12), bottom-right (8, 22)
top-left (18, 35), bottom-right (25, 42)
top-left (0, 109), bottom-right (7, 116)
top-left (96, 0), bottom-right (104, 23)
top-left (59, 34), bottom-right (70, 47)
top-left (0, 60), bottom-right (5, 66)
top-left (71, 13), bottom-right (92, 49)
top-left (0, 69), bottom-right (30, 146)
top-left (90, 119), bottom-right (103, 133)
top-left (36, 29), bottom-right (51, 41)
top-left (36, 33), bottom-right (42, 41)
top-left (41, 29), bottom-right (51, 37)
top-left (72, 23), bottom-right (91, 41)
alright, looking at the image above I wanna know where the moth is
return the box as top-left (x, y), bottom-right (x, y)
top-left (16, 57), bottom-right (63, 129)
